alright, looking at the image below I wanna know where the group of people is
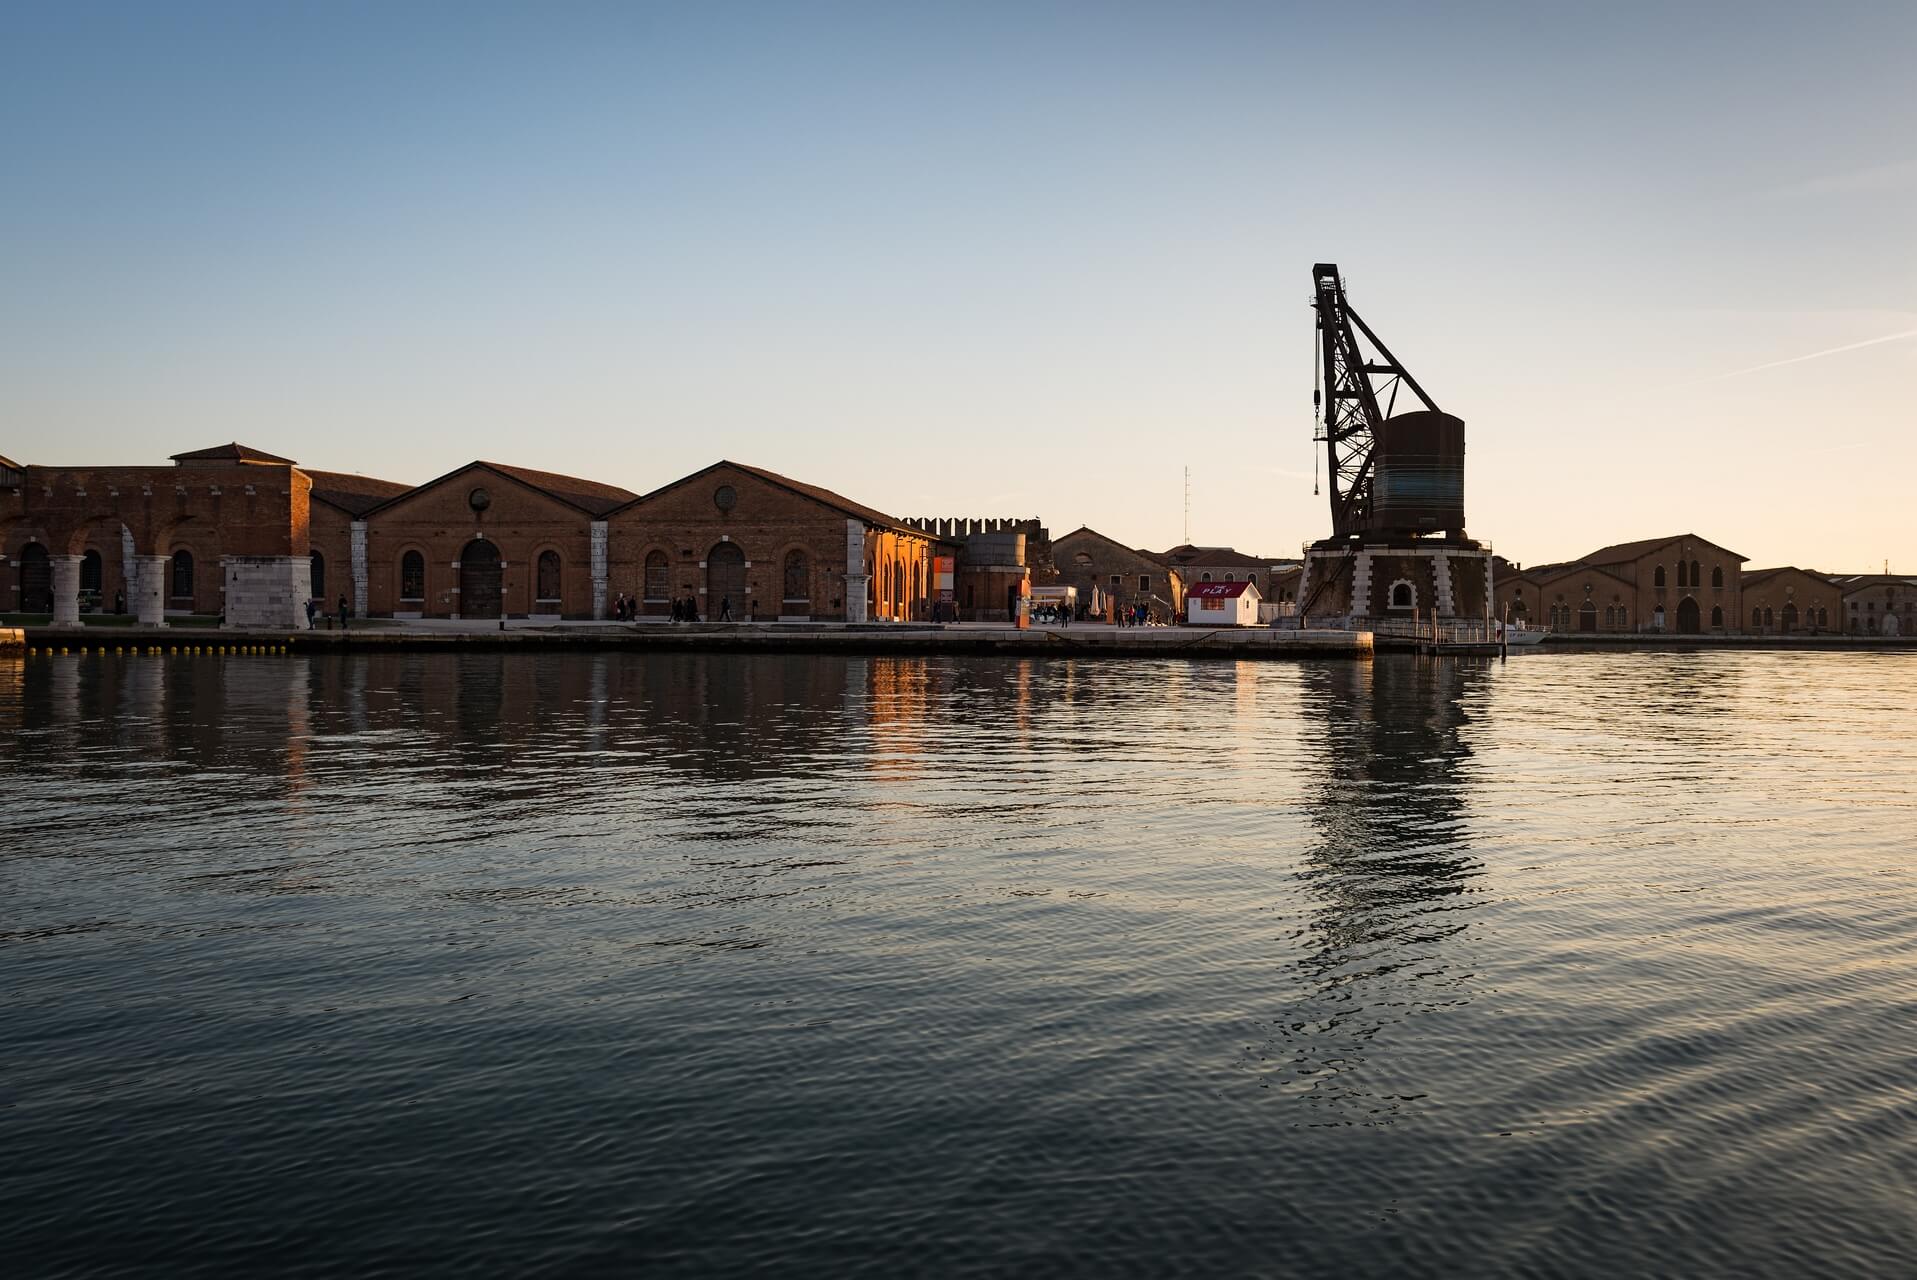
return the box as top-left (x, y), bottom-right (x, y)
top-left (304, 595), bottom-right (351, 630)
top-left (609, 593), bottom-right (643, 621)
top-left (668, 595), bottom-right (730, 622)
top-left (1115, 603), bottom-right (1154, 627)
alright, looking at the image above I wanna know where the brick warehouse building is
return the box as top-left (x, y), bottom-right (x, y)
top-left (4, 445), bottom-right (942, 625)
top-left (1, 444), bottom-right (316, 627)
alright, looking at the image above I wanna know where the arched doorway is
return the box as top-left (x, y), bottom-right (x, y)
top-left (707, 543), bottom-right (745, 620)
top-left (1781, 603), bottom-right (1798, 632)
top-left (19, 543), bottom-right (51, 613)
top-left (1676, 596), bottom-right (1701, 634)
top-left (1578, 600), bottom-right (1598, 631)
top-left (460, 539), bottom-right (502, 618)
top-left (79, 550), bottom-right (103, 611)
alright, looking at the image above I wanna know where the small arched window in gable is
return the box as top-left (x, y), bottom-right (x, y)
top-left (1654, 565), bottom-right (1667, 588)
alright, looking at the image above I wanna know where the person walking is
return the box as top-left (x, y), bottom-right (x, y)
top-left (337, 593), bottom-right (349, 631)
top-left (720, 595), bottom-right (733, 623)
top-left (305, 597), bottom-right (317, 630)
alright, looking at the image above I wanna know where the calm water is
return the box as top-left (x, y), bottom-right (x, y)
top-left (3, 650), bottom-right (1916, 1278)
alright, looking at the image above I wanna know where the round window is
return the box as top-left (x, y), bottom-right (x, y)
top-left (468, 487), bottom-right (491, 512)
top-left (714, 485), bottom-right (737, 512)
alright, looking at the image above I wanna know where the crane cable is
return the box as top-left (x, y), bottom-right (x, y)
top-left (1311, 318), bottom-right (1321, 496)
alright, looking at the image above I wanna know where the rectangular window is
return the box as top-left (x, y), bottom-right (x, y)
top-left (1139, 575), bottom-right (1150, 592)
top-left (1110, 575), bottom-right (1121, 587)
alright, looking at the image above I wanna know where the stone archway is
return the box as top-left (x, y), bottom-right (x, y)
top-left (460, 539), bottom-right (502, 619)
top-left (707, 543), bottom-right (746, 620)
top-left (1676, 596), bottom-right (1701, 635)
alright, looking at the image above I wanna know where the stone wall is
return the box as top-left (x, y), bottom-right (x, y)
top-left (222, 555), bottom-right (308, 629)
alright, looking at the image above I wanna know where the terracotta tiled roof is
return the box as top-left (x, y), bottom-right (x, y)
top-left (723, 461), bottom-right (921, 534)
top-left (302, 469), bottom-right (414, 517)
top-left (1157, 544), bottom-right (1274, 569)
top-left (1582, 533), bottom-right (1746, 565)
top-left (477, 462), bottom-right (638, 516)
top-left (621, 461), bottom-right (925, 536)
top-left (1055, 526), bottom-right (1171, 564)
top-left (170, 442), bottom-right (297, 465)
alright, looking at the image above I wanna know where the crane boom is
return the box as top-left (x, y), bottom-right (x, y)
top-left (1313, 264), bottom-right (1442, 538)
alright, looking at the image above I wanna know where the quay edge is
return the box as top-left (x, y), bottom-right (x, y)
top-left (9, 623), bottom-right (1376, 660)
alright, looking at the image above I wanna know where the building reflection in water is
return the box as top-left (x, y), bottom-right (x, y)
top-left (1249, 656), bottom-right (1487, 1120)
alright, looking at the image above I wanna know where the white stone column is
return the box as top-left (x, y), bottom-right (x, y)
top-left (130, 554), bottom-right (167, 627)
top-left (843, 575), bottom-right (871, 623)
top-left (121, 526), bottom-right (136, 611)
top-left (590, 520), bottom-right (608, 620)
top-left (350, 521), bottom-right (369, 616)
top-left (1432, 551), bottom-right (1455, 616)
top-left (842, 519), bottom-right (870, 623)
top-left (49, 554), bottom-right (82, 625)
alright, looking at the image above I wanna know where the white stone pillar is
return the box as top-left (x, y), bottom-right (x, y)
top-left (49, 554), bottom-right (82, 625)
top-left (844, 575), bottom-right (871, 624)
top-left (350, 521), bottom-right (369, 617)
top-left (590, 520), bottom-right (608, 620)
top-left (121, 526), bottom-right (136, 611)
top-left (1432, 551), bottom-right (1455, 616)
top-left (131, 554), bottom-right (167, 627)
top-left (843, 519), bottom-right (870, 623)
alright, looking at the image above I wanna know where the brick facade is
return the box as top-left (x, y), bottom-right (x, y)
top-left (1742, 567), bottom-right (1841, 635)
top-left (1052, 527), bottom-right (1183, 621)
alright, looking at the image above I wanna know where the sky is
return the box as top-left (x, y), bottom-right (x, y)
top-left (2, 1), bottom-right (1912, 572)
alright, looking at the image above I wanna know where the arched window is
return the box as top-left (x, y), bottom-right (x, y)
top-left (400, 550), bottom-right (425, 601)
top-left (783, 549), bottom-right (809, 604)
top-left (80, 550), bottom-right (103, 597)
top-left (310, 550), bottom-right (325, 598)
top-left (644, 550), bottom-right (669, 601)
top-left (1751, 607), bottom-right (1763, 628)
top-left (1654, 565), bottom-right (1667, 588)
top-left (1763, 607), bottom-right (1773, 627)
top-left (171, 550), bottom-right (194, 599)
top-left (1201, 572), bottom-right (1212, 582)
top-left (536, 550), bottom-right (561, 603)
top-left (1711, 565), bottom-right (1723, 589)
top-left (1818, 607), bottom-right (1829, 627)
top-left (1223, 573), bottom-right (1235, 582)
top-left (1711, 605), bottom-right (1725, 629)
top-left (1073, 552), bottom-right (1092, 567)
top-left (1389, 581), bottom-right (1414, 610)
top-left (1689, 561), bottom-right (1701, 589)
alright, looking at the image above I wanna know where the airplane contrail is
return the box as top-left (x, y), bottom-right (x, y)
top-left (1698, 327), bottom-right (1917, 383)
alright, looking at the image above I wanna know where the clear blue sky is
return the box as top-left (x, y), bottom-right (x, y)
top-left (3, 2), bottom-right (1912, 571)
